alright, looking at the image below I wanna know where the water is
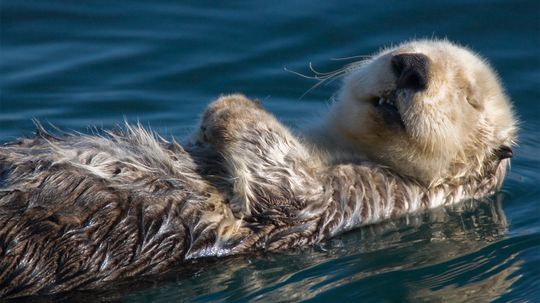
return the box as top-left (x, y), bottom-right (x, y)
top-left (1, 1), bottom-right (539, 302)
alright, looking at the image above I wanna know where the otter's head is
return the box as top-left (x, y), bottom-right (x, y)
top-left (329, 40), bottom-right (517, 186)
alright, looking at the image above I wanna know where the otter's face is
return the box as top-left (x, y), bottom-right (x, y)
top-left (331, 40), bottom-right (516, 185)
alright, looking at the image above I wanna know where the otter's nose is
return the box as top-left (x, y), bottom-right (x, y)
top-left (391, 53), bottom-right (429, 91)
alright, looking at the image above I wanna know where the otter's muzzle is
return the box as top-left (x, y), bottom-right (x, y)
top-left (391, 53), bottom-right (429, 91)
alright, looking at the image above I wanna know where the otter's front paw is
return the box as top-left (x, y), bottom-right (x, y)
top-left (197, 94), bottom-right (262, 148)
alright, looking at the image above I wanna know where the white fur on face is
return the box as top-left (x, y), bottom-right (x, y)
top-left (324, 40), bottom-right (517, 185)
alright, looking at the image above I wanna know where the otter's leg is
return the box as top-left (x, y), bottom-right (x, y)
top-left (197, 94), bottom-right (326, 219)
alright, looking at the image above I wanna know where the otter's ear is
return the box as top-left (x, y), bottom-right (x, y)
top-left (463, 78), bottom-right (484, 112)
top-left (466, 87), bottom-right (484, 111)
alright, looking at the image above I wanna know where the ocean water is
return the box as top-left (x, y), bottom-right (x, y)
top-left (1, 1), bottom-right (539, 302)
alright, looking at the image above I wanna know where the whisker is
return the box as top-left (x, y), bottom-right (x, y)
top-left (298, 78), bottom-right (330, 100)
top-left (309, 62), bottom-right (329, 77)
top-left (330, 54), bottom-right (372, 61)
top-left (297, 68), bottom-right (350, 100)
top-left (284, 66), bottom-right (321, 80)
top-left (285, 59), bottom-right (367, 100)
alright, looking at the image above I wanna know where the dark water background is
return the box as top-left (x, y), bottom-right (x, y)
top-left (1, 1), bottom-right (539, 302)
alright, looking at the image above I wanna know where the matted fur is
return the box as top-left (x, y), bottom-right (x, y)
top-left (0, 40), bottom-right (516, 298)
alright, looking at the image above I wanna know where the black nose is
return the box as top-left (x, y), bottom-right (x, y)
top-left (391, 53), bottom-right (429, 91)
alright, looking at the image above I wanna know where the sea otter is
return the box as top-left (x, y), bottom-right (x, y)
top-left (0, 40), bottom-right (516, 298)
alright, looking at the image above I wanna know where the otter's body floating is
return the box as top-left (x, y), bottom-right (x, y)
top-left (0, 40), bottom-right (516, 298)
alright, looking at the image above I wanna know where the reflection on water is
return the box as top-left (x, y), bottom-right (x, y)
top-left (410, 260), bottom-right (523, 303)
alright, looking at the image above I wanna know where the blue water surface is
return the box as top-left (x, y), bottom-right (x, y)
top-left (1, 1), bottom-right (539, 302)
